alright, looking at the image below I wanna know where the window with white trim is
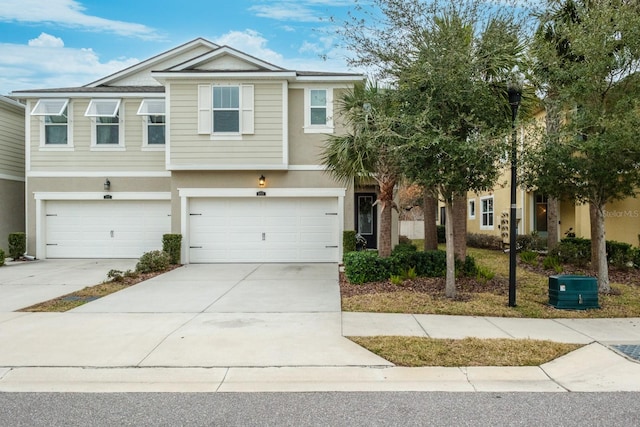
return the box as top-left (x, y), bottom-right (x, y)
top-left (85, 99), bottom-right (123, 147)
top-left (198, 84), bottom-right (254, 137)
top-left (137, 99), bottom-right (165, 146)
top-left (304, 88), bottom-right (333, 133)
top-left (480, 196), bottom-right (494, 229)
top-left (468, 199), bottom-right (476, 220)
top-left (31, 99), bottom-right (71, 146)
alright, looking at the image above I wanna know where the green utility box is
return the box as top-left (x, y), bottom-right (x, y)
top-left (549, 275), bottom-right (599, 310)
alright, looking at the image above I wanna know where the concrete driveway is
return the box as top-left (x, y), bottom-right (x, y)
top-left (0, 259), bottom-right (138, 312)
top-left (0, 262), bottom-right (390, 368)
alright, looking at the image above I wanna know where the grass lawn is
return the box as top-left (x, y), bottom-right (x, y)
top-left (341, 246), bottom-right (640, 318)
top-left (348, 336), bottom-right (582, 367)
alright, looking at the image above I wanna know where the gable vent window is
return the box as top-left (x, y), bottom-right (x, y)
top-left (85, 99), bottom-right (122, 146)
top-left (137, 99), bottom-right (166, 145)
top-left (31, 99), bottom-right (70, 145)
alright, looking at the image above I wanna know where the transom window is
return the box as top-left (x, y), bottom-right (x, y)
top-left (213, 86), bottom-right (240, 133)
top-left (481, 196), bottom-right (494, 229)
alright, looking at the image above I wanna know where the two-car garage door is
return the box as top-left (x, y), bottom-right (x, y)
top-left (45, 200), bottom-right (171, 258)
top-left (188, 197), bottom-right (339, 263)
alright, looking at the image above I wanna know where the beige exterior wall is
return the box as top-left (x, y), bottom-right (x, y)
top-left (169, 170), bottom-right (350, 233)
top-left (0, 179), bottom-right (25, 253)
top-left (168, 82), bottom-right (285, 167)
top-left (0, 98), bottom-right (25, 253)
top-left (27, 98), bottom-right (166, 173)
top-left (25, 177), bottom-right (170, 257)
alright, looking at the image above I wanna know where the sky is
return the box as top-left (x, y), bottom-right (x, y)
top-left (0, 0), bottom-right (361, 95)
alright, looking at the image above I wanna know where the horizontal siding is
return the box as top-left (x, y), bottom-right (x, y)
top-left (29, 98), bottom-right (166, 173)
top-left (169, 82), bottom-right (284, 166)
top-left (0, 103), bottom-right (25, 177)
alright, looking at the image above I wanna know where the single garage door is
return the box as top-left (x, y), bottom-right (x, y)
top-left (45, 200), bottom-right (171, 258)
top-left (189, 197), bottom-right (339, 263)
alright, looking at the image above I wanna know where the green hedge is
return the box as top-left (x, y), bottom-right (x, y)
top-left (343, 249), bottom-right (477, 284)
top-left (162, 234), bottom-right (182, 265)
top-left (8, 232), bottom-right (26, 260)
top-left (549, 237), bottom-right (638, 269)
top-left (343, 230), bottom-right (357, 255)
top-left (0, 248), bottom-right (5, 266)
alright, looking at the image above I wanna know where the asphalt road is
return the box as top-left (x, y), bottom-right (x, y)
top-left (1, 392), bottom-right (639, 426)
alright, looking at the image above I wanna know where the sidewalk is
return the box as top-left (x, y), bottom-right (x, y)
top-left (1, 312), bottom-right (639, 393)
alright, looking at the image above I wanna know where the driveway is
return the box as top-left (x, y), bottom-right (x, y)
top-left (0, 259), bottom-right (137, 312)
top-left (0, 262), bottom-right (390, 368)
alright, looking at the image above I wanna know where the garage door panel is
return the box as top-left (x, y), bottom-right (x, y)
top-left (45, 200), bottom-right (170, 259)
top-left (189, 197), bottom-right (339, 263)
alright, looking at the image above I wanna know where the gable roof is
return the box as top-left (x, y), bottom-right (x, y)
top-left (169, 45), bottom-right (286, 72)
top-left (86, 38), bottom-right (219, 87)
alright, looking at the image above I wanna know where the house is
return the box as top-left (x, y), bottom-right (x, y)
top-left (467, 109), bottom-right (640, 247)
top-left (12, 38), bottom-right (393, 263)
top-left (0, 95), bottom-right (25, 253)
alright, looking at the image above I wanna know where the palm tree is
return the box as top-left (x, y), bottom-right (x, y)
top-left (321, 82), bottom-right (403, 258)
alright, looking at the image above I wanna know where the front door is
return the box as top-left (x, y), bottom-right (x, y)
top-left (355, 193), bottom-right (377, 249)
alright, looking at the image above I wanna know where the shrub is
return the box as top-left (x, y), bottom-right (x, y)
top-left (390, 250), bottom-right (447, 277)
top-left (162, 234), bottom-right (182, 265)
top-left (390, 274), bottom-right (403, 285)
top-left (8, 232), bottom-right (26, 260)
top-left (550, 238), bottom-right (591, 267)
top-left (543, 255), bottom-right (563, 274)
top-left (476, 265), bottom-right (495, 283)
top-left (107, 269), bottom-right (124, 282)
top-left (457, 255), bottom-right (478, 277)
top-left (517, 233), bottom-right (547, 252)
top-left (467, 233), bottom-right (503, 250)
top-left (392, 241), bottom-right (417, 255)
top-left (0, 248), bottom-right (5, 266)
top-left (519, 250), bottom-right (538, 265)
top-left (343, 230), bottom-right (357, 255)
top-left (343, 251), bottom-right (390, 284)
top-left (136, 250), bottom-right (171, 274)
top-left (606, 240), bottom-right (633, 269)
top-left (398, 235), bottom-right (413, 245)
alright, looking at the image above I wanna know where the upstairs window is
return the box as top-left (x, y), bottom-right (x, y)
top-left (137, 99), bottom-right (166, 146)
top-left (310, 89), bottom-right (327, 125)
top-left (31, 99), bottom-right (70, 146)
top-left (304, 88), bottom-right (333, 133)
top-left (213, 86), bottom-right (240, 133)
top-left (198, 84), bottom-right (254, 137)
top-left (85, 99), bottom-right (122, 146)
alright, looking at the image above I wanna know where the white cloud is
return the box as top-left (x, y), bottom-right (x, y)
top-left (213, 30), bottom-right (284, 66)
top-left (0, 0), bottom-right (161, 40)
top-left (249, 4), bottom-right (319, 22)
top-left (0, 37), bottom-right (139, 95)
top-left (28, 33), bottom-right (65, 48)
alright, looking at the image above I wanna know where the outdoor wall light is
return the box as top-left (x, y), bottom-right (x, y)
top-left (258, 175), bottom-right (266, 188)
top-left (104, 178), bottom-right (111, 191)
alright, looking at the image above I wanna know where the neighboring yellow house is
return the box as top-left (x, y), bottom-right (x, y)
top-left (0, 95), bottom-right (25, 253)
top-left (467, 109), bottom-right (640, 248)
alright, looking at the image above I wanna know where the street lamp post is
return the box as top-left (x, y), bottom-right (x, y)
top-left (508, 84), bottom-right (522, 307)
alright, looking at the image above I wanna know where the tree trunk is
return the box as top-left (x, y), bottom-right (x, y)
top-left (378, 202), bottom-right (393, 258)
top-left (445, 201), bottom-right (456, 298)
top-left (592, 203), bottom-right (610, 293)
top-left (423, 188), bottom-right (438, 251)
top-left (545, 95), bottom-right (561, 251)
top-left (453, 194), bottom-right (467, 261)
top-left (547, 196), bottom-right (559, 250)
top-left (589, 203), bottom-right (599, 267)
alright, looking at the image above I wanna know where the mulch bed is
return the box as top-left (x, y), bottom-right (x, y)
top-left (340, 262), bottom-right (640, 299)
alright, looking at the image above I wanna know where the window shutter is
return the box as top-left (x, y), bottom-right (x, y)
top-left (198, 84), bottom-right (212, 134)
top-left (241, 84), bottom-right (254, 134)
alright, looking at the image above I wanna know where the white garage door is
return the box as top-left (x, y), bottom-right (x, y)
top-left (189, 197), bottom-right (339, 263)
top-left (45, 200), bottom-right (171, 258)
